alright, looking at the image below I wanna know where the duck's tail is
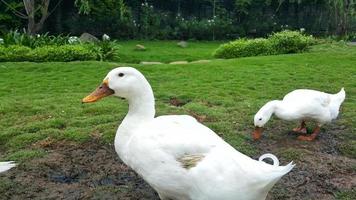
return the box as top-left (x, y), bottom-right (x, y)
top-left (0, 161), bottom-right (16, 173)
top-left (258, 153), bottom-right (295, 176)
top-left (334, 87), bottom-right (346, 103)
top-left (330, 88), bottom-right (346, 119)
top-left (255, 153), bottom-right (295, 198)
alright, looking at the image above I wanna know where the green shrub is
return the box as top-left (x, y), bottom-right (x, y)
top-left (0, 45), bottom-right (31, 62)
top-left (0, 45), bottom-right (96, 62)
top-left (268, 30), bottom-right (315, 54)
top-left (29, 45), bottom-right (97, 62)
top-left (214, 30), bottom-right (315, 59)
top-left (91, 41), bottom-right (120, 61)
top-left (214, 38), bottom-right (273, 59)
top-left (1, 30), bottom-right (70, 48)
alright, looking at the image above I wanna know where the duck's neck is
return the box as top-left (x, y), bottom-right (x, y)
top-left (266, 100), bottom-right (293, 120)
top-left (115, 84), bottom-right (155, 161)
top-left (261, 100), bottom-right (281, 120)
top-left (125, 91), bottom-right (155, 122)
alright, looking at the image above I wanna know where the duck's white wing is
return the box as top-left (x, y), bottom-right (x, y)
top-left (140, 115), bottom-right (228, 157)
top-left (282, 89), bottom-right (333, 120)
top-left (283, 89), bottom-right (331, 106)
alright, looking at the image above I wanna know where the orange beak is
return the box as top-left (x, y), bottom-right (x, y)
top-left (252, 126), bottom-right (264, 140)
top-left (82, 79), bottom-right (114, 103)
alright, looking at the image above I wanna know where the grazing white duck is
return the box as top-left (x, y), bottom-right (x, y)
top-left (82, 67), bottom-right (295, 200)
top-left (0, 161), bottom-right (16, 173)
top-left (253, 88), bottom-right (346, 141)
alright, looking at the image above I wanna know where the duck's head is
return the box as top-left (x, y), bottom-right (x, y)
top-left (252, 101), bottom-right (278, 140)
top-left (82, 67), bottom-right (150, 103)
top-left (252, 113), bottom-right (267, 140)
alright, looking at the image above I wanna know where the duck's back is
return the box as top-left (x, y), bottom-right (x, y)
top-left (283, 89), bottom-right (330, 105)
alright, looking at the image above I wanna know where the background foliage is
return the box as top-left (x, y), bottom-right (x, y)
top-left (1, 0), bottom-right (355, 40)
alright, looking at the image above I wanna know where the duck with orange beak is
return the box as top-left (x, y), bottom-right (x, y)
top-left (82, 67), bottom-right (295, 200)
top-left (252, 88), bottom-right (346, 141)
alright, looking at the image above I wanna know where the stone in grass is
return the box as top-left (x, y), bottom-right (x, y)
top-left (79, 33), bottom-right (99, 43)
top-left (140, 61), bottom-right (163, 65)
top-left (177, 41), bottom-right (188, 48)
top-left (169, 61), bottom-right (189, 65)
top-left (135, 44), bottom-right (146, 51)
top-left (190, 60), bottom-right (211, 64)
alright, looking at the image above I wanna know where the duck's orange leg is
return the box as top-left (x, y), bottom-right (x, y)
top-left (298, 125), bottom-right (320, 141)
top-left (293, 121), bottom-right (307, 134)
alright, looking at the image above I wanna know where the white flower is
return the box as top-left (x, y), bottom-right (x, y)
top-left (36, 34), bottom-right (40, 38)
top-left (102, 34), bottom-right (110, 41)
top-left (68, 36), bottom-right (79, 44)
top-left (300, 28), bottom-right (305, 32)
top-left (0, 38), bottom-right (3, 44)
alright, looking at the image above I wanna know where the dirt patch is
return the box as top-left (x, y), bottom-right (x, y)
top-left (0, 141), bottom-right (159, 200)
top-left (1, 123), bottom-right (355, 200)
top-left (169, 97), bottom-right (190, 107)
top-left (253, 124), bottom-right (356, 200)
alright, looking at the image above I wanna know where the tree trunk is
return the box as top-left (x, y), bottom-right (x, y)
top-left (23, 0), bottom-right (50, 35)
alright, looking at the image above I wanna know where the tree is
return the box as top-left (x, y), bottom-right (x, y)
top-left (328, 0), bottom-right (356, 35)
top-left (0, 0), bottom-right (83, 35)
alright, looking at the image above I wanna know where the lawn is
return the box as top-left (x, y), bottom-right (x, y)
top-left (0, 42), bottom-right (355, 199)
top-left (115, 40), bottom-right (222, 63)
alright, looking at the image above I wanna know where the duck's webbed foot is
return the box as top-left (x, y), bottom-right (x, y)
top-left (293, 121), bottom-right (307, 134)
top-left (298, 125), bottom-right (320, 141)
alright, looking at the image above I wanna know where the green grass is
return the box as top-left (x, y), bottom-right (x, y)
top-left (115, 40), bottom-right (222, 63)
top-left (0, 42), bottom-right (355, 163)
top-left (335, 189), bottom-right (356, 200)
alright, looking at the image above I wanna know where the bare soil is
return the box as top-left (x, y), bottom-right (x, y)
top-left (1, 125), bottom-right (355, 200)
top-left (256, 124), bottom-right (356, 200)
top-left (0, 140), bottom-right (159, 200)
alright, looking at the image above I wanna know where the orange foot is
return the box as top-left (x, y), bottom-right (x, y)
top-left (297, 135), bottom-right (316, 141)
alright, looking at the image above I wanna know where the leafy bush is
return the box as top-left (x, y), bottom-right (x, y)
top-left (91, 40), bottom-right (120, 61)
top-left (0, 45), bottom-right (96, 62)
top-left (268, 30), bottom-right (315, 54)
top-left (1, 30), bottom-right (70, 48)
top-left (214, 30), bottom-right (315, 59)
top-left (0, 45), bottom-right (32, 62)
top-left (29, 45), bottom-right (97, 62)
top-left (214, 38), bottom-right (273, 59)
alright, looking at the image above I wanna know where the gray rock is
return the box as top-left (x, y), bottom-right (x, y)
top-left (169, 61), bottom-right (188, 65)
top-left (190, 60), bottom-right (211, 64)
top-left (135, 44), bottom-right (146, 51)
top-left (79, 33), bottom-right (99, 43)
top-left (140, 61), bottom-right (163, 65)
top-left (177, 41), bottom-right (188, 48)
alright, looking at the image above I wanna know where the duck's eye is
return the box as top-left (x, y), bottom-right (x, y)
top-left (118, 73), bottom-right (124, 77)
top-left (259, 118), bottom-right (262, 121)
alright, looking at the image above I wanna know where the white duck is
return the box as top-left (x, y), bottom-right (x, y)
top-left (253, 88), bottom-right (346, 141)
top-left (82, 67), bottom-right (295, 200)
top-left (0, 161), bottom-right (16, 173)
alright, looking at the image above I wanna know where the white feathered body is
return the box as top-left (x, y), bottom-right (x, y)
top-left (115, 115), bottom-right (294, 200)
top-left (85, 67), bottom-right (295, 200)
top-left (274, 88), bottom-right (346, 124)
top-left (0, 161), bottom-right (16, 173)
